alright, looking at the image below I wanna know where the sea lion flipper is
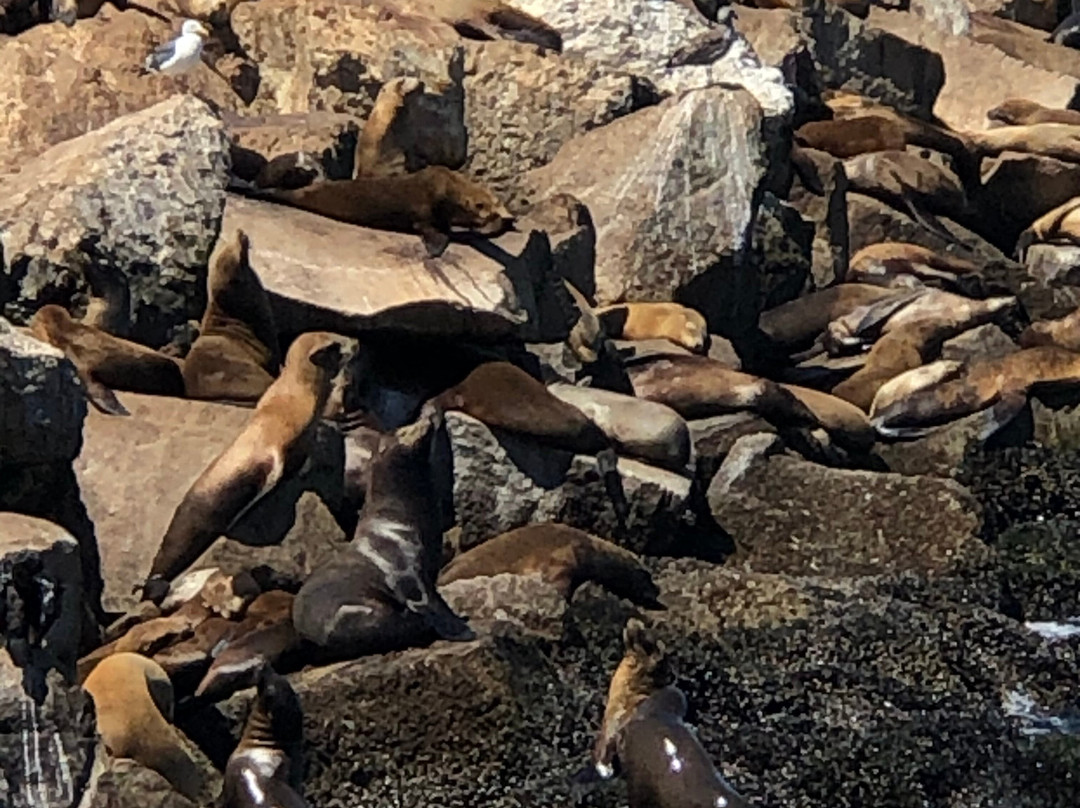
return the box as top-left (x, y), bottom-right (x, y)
top-left (414, 591), bottom-right (475, 642)
top-left (976, 391), bottom-right (1028, 441)
top-left (418, 225), bottom-right (451, 258)
top-left (84, 376), bottom-right (130, 416)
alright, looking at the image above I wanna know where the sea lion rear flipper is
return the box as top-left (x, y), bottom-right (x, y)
top-left (418, 225), bottom-right (451, 258)
top-left (84, 376), bottom-right (130, 416)
top-left (975, 391), bottom-right (1028, 442)
top-left (415, 591), bottom-right (475, 642)
top-left (850, 289), bottom-right (926, 338)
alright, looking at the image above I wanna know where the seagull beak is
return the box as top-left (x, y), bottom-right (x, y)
top-left (196, 22), bottom-right (211, 38)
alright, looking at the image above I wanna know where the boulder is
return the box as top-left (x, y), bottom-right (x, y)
top-left (73, 393), bottom-right (347, 614)
top-left (906, 0), bottom-right (972, 36)
top-left (0, 95), bottom-right (229, 347)
top-left (221, 195), bottom-right (572, 342)
top-left (87, 759), bottom-right (197, 808)
top-left (966, 0), bottom-right (1058, 31)
top-left (445, 411), bottom-right (700, 558)
top-left (752, 192), bottom-right (814, 311)
top-left (225, 111), bottom-right (361, 186)
top-left (969, 12), bottom-right (1080, 80)
top-left (941, 324), bottom-right (1019, 364)
top-left (526, 87), bottom-right (778, 335)
top-left (788, 149), bottom-right (850, 289)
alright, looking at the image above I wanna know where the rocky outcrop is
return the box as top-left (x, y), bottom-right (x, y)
top-left (0, 95), bottom-right (229, 347)
top-left (226, 111), bottom-right (361, 186)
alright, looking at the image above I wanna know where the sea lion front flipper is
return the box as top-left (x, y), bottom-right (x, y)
top-left (850, 289), bottom-right (927, 338)
top-left (414, 589), bottom-right (475, 642)
top-left (84, 375), bottom-right (130, 416)
top-left (264, 778), bottom-right (311, 808)
top-left (418, 225), bottom-right (451, 258)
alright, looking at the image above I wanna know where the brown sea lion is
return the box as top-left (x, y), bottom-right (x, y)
top-left (437, 523), bottom-right (664, 608)
top-left (222, 665), bottom-right (307, 808)
top-left (292, 406), bottom-right (474, 661)
top-left (563, 279), bottom-right (607, 365)
top-left (987, 99), bottom-right (1080, 127)
top-left (142, 332), bottom-right (351, 598)
top-left (868, 359), bottom-right (964, 422)
top-left (245, 166), bottom-right (513, 258)
top-left (778, 383), bottom-right (876, 451)
top-left (1020, 306), bottom-right (1080, 352)
top-left (82, 652), bottom-right (210, 802)
top-left (846, 242), bottom-right (981, 289)
top-left (758, 284), bottom-right (901, 350)
top-left (28, 304), bottom-right (185, 415)
top-left (1017, 195), bottom-right (1080, 256)
top-left (420, 0), bottom-right (563, 51)
top-left (841, 150), bottom-right (970, 224)
top-left (588, 619), bottom-right (749, 808)
top-left (353, 76), bottom-right (425, 178)
top-left (182, 228), bottom-right (281, 404)
top-left (430, 361), bottom-right (610, 454)
top-left (594, 302), bottom-right (710, 354)
top-left (967, 124), bottom-right (1080, 164)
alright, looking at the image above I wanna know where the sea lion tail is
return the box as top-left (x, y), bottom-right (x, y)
top-left (485, 8), bottom-right (563, 52)
top-left (418, 592), bottom-right (475, 642)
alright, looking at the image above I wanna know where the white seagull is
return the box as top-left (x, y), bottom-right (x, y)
top-left (144, 19), bottom-right (211, 76)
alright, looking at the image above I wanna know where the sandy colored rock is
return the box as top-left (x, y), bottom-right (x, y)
top-left (969, 12), bottom-right (1080, 80)
top-left (0, 95), bottom-right (229, 347)
top-left (225, 111), bottom-right (361, 185)
top-left (966, 0), bottom-right (1058, 31)
top-left (221, 195), bottom-right (569, 342)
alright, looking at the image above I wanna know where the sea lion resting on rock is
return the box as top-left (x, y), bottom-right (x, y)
top-left (1016, 196), bottom-right (1080, 258)
top-left (82, 652), bottom-right (210, 802)
top-left (244, 166), bottom-right (513, 258)
top-left (1020, 305), bottom-right (1080, 352)
top-left (869, 346), bottom-right (1080, 439)
top-left (594, 302), bottom-right (710, 354)
top-left (846, 242), bottom-right (981, 290)
top-left (142, 331), bottom-right (352, 599)
top-left (183, 228), bottom-right (281, 404)
top-left (223, 664), bottom-right (308, 808)
top-left (292, 406), bottom-right (473, 661)
top-left (587, 619), bottom-right (749, 808)
top-left (758, 284), bottom-right (901, 350)
top-left (438, 523), bottom-right (665, 608)
top-left (28, 304), bottom-right (185, 415)
top-left (987, 99), bottom-right (1080, 127)
top-left (416, 0), bottom-right (563, 51)
top-left (967, 124), bottom-right (1080, 165)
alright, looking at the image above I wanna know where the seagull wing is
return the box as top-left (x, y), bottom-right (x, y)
top-left (145, 39), bottom-right (178, 71)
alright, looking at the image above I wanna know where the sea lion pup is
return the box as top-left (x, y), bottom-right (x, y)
top-left (82, 652), bottom-right (209, 801)
top-left (223, 665), bottom-right (307, 808)
top-left (183, 228), bottom-right (281, 404)
top-left (869, 347), bottom-right (1080, 439)
top-left (546, 382), bottom-right (691, 470)
top-left (430, 361), bottom-right (610, 454)
top-left (588, 619), bottom-right (749, 808)
top-left (966, 124), bottom-right (1080, 165)
top-left (141, 331), bottom-right (351, 599)
top-left (758, 284), bottom-right (901, 350)
top-left (846, 242), bottom-right (981, 289)
top-left (28, 304), bottom-right (185, 415)
top-left (593, 302), bottom-right (710, 354)
top-left (293, 406), bottom-right (474, 659)
top-left (625, 354), bottom-right (818, 427)
top-left (1020, 306), bottom-right (1080, 352)
top-left (1016, 195), bottom-right (1080, 257)
top-left (437, 523), bottom-right (665, 608)
top-left (244, 166), bottom-right (513, 258)
top-left (987, 99), bottom-right (1080, 127)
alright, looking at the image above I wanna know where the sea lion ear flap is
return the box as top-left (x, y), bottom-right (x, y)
top-left (236, 229), bottom-right (251, 258)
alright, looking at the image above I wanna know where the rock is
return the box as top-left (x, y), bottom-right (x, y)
top-left (0, 656), bottom-right (99, 808)
top-left (440, 572), bottom-right (568, 638)
top-left (908, 0), bottom-right (972, 36)
top-left (526, 87), bottom-right (778, 335)
top-left (225, 112), bottom-right (361, 186)
top-left (0, 95), bottom-right (229, 347)
top-left (789, 148), bottom-right (849, 290)
top-left (733, 6), bottom-right (803, 68)
top-left (1017, 245), bottom-right (1080, 323)
top-left (1031, 398), bottom-right (1080, 452)
top-left (966, 0), bottom-right (1058, 31)
top-left (979, 154), bottom-right (1080, 248)
top-left (941, 324), bottom-right (1019, 363)
top-left (752, 192), bottom-right (814, 311)
top-left (689, 413), bottom-right (776, 488)
top-left (445, 411), bottom-right (700, 558)
top-left (73, 393), bottom-right (347, 614)
top-left (969, 12), bottom-right (1080, 80)
top-left (87, 759), bottom-right (197, 808)
top-left (221, 195), bottom-right (571, 342)
top-left (513, 0), bottom-right (793, 119)
top-left (0, 9), bottom-right (240, 176)
top-left (707, 436), bottom-right (990, 575)
top-left (0, 322), bottom-right (85, 467)
top-left (514, 193), bottom-right (595, 294)
top-left (865, 7), bottom-right (1079, 131)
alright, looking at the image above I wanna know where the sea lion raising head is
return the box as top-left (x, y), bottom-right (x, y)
top-left (29, 304), bottom-right (185, 415)
top-left (142, 331), bottom-right (352, 598)
top-left (987, 99), bottom-right (1080, 127)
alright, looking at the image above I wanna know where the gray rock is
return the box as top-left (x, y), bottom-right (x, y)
top-left (225, 111), bottom-right (361, 186)
top-left (87, 759), bottom-right (197, 808)
top-left (0, 95), bottom-right (229, 347)
top-left (440, 572), bottom-right (568, 639)
top-left (941, 324), bottom-right (1019, 364)
top-left (789, 150), bottom-right (849, 290)
top-left (752, 192), bottom-right (814, 311)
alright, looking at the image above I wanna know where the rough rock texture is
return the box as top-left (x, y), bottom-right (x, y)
top-left (87, 759), bottom-right (197, 808)
top-left (526, 86), bottom-right (776, 334)
top-left (445, 412), bottom-right (700, 558)
top-left (514, 0), bottom-right (793, 118)
top-left (941, 323), bottom-right (1019, 363)
top-left (966, 0), bottom-right (1058, 30)
top-left (74, 393), bottom-right (347, 614)
top-left (226, 111), bottom-right (361, 185)
top-left (969, 13), bottom-right (1080, 80)
top-left (1023, 245), bottom-right (1080, 319)
top-left (0, 95), bottom-right (230, 347)
top-left (222, 195), bottom-right (572, 342)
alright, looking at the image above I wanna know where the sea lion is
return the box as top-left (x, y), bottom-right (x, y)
top-left (243, 166), bottom-right (513, 258)
top-left (966, 124), bottom-right (1080, 165)
top-left (1016, 195), bottom-right (1080, 256)
top-left (292, 406), bottom-right (474, 660)
top-left (778, 383), bottom-right (876, 451)
top-left (987, 99), bottom-right (1080, 127)
top-left (846, 242), bottom-right (981, 289)
top-left (594, 302), bottom-right (710, 354)
top-left (430, 361), bottom-right (610, 454)
top-left (841, 150), bottom-right (970, 229)
top-left (82, 652), bottom-right (210, 801)
top-left (869, 347), bottom-right (1080, 438)
top-left (142, 332), bottom-right (351, 598)
top-left (546, 382), bottom-right (691, 470)
top-left (353, 76), bottom-right (425, 178)
top-left (1019, 306), bottom-right (1080, 352)
top-left (563, 279), bottom-right (607, 365)
top-left (183, 228), bottom-right (281, 404)
top-left (758, 284), bottom-right (901, 350)
top-left (1050, 9), bottom-right (1080, 49)
top-left (416, 0), bottom-right (563, 51)
top-left (28, 304), bottom-right (185, 415)
top-left (867, 359), bottom-right (964, 422)
top-left (223, 665), bottom-right (307, 808)
top-left (588, 619), bottom-right (749, 808)
top-left (437, 523), bottom-right (664, 608)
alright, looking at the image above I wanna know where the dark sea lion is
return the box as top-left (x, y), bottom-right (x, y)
top-left (142, 332), bottom-right (351, 597)
top-left (1050, 10), bottom-right (1080, 48)
top-left (758, 284), bottom-right (900, 350)
top-left (292, 406), bottom-right (474, 660)
top-left (223, 665), bottom-right (307, 808)
top-left (183, 228), bottom-right (281, 404)
top-left (846, 242), bottom-right (981, 289)
top-left (28, 304), bottom-right (185, 415)
top-left (430, 361), bottom-right (610, 454)
top-left (594, 302), bottom-right (710, 354)
top-left (841, 150), bottom-right (970, 231)
top-left (987, 98), bottom-right (1080, 127)
top-left (82, 652), bottom-right (210, 802)
top-left (243, 166), bottom-right (513, 258)
top-left (588, 619), bottom-right (749, 808)
top-left (778, 383), bottom-right (876, 451)
top-left (437, 523), bottom-right (664, 608)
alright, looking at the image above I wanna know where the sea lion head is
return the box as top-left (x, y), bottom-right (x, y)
top-left (254, 664), bottom-right (304, 744)
top-left (29, 304), bottom-right (75, 343)
top-left (987, 98), bottom-right (1040, 126)
top-left (446, 177), bottom-right (514, 235)
top-left (679, 308), bottom-right (709, 354)
top-left (284, 331), bottom-right (353, 375)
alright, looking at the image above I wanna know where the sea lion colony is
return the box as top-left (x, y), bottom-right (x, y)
top-left (6, 1), bottom-right (1080, 806)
